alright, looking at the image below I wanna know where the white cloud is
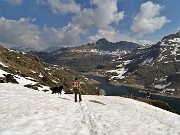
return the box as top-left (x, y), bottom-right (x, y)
top-left (42, 23), bottom-right (84, 47)
top-left (72, 0), bottom-right (124, 30)
top-left (0, 17), bottom-right (45, 50)
top-left (0, 17), bottom-right (84, 50)
top-left (36, 0), bottom-right (81, 14)
top-left (37, 0), bottom-right (125, 46)
top-left (71, 0), bottom-right (125, 44)
top-left (4, 0), bottom-right (23, 5)
top-left (131, 1), bottom-right (170, 37)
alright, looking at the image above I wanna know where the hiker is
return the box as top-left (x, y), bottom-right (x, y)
top-left (146, 90), bottom-right (151, 99)
top-left (72, 78), bottom-right (82, 102)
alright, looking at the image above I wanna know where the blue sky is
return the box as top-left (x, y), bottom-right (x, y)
top-left (0, 0), bottom-right (179, 50)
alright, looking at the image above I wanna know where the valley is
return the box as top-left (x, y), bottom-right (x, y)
top-left (28, 31), bottom-right (180, 98)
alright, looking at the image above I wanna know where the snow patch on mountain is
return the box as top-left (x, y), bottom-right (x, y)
top-left (71, 48), bottom-right (129, 56)
top-left (0, 67), bottom-right (48, 90)
top-left (158, 35), bottom-right (180, 63)
top-left (39, 73), bottom-right (43, 78)
top-left (106, 60), bottom-right (132, 80)
top-left (142, 57), bottom-right (154, 64)
top-left (0, 62), bottom-right (8, 67)
top-left (169, 38), bottom-right (180, 43)
top-left (14, 75), bottom-right (37, 85)
top-left (0, 68), bottom-right (8, 77)
top-left (154, 82), bottom-right (171, 90)
top-left (107, 67), bottom-right (127, 79)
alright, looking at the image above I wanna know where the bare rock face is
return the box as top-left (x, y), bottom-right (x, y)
top-left (3, 74), bottom-right (18, 84)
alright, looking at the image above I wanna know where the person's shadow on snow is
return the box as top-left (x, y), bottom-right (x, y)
top-left (58, 97), bottom-right (71, 100)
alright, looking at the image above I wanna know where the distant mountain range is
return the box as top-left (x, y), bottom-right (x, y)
top-left (10, 46), bottom-right (63, 53)
top-left (94, 38), bottom-right (140, 52)
top-left (10, 46), bottom-right (38, 53)
top-left (29, 39), bottom-right (140, 72)
top-left (42, 46), bottom-right (63, 53)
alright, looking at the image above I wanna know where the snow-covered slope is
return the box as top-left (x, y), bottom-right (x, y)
top-left (0, 83), bottom-right (180, 135)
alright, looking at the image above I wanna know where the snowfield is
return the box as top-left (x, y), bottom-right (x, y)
top-left (0, 83), bottom-right (180, 135)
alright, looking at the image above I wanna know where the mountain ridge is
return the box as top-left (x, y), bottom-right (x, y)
top-left (29, 38), bottom-right (140, 72)
top-left (106, 31), bottom-right (180, 96)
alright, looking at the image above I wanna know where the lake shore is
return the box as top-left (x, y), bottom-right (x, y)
top-left (83, 72), bottom-right (180, 114)
top-left (86, 78), bottom-right (105, 96)
top-left (109, 81), bottom-right (180, 99)
top-left (82, 72), bottom-right (180, 99)
top-left (87, 79), bottom-right (101, 85)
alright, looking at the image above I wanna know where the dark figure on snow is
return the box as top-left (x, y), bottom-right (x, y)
top-left (146, 90), bottom-right (151, 99)
top-left (51, 85), bottom-right (63, 95)
top-left (72, 78), bottom-right (82, 102)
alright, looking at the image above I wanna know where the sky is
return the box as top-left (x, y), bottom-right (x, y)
top-left (0, 0), bottom-right (180, 50)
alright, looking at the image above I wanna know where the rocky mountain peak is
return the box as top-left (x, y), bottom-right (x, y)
top-left (162, 31), bottom-right (180, 40)
top-left (96, 38), bottom-right (109, 46)
top-left (161, 31), bottom-right (180, 46)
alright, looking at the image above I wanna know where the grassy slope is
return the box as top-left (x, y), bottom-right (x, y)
top-left (0, 45), bottom-right (99, 95)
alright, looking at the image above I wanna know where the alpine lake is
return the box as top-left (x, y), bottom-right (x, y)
top-left (84, 74), bottom-right (180, 114)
